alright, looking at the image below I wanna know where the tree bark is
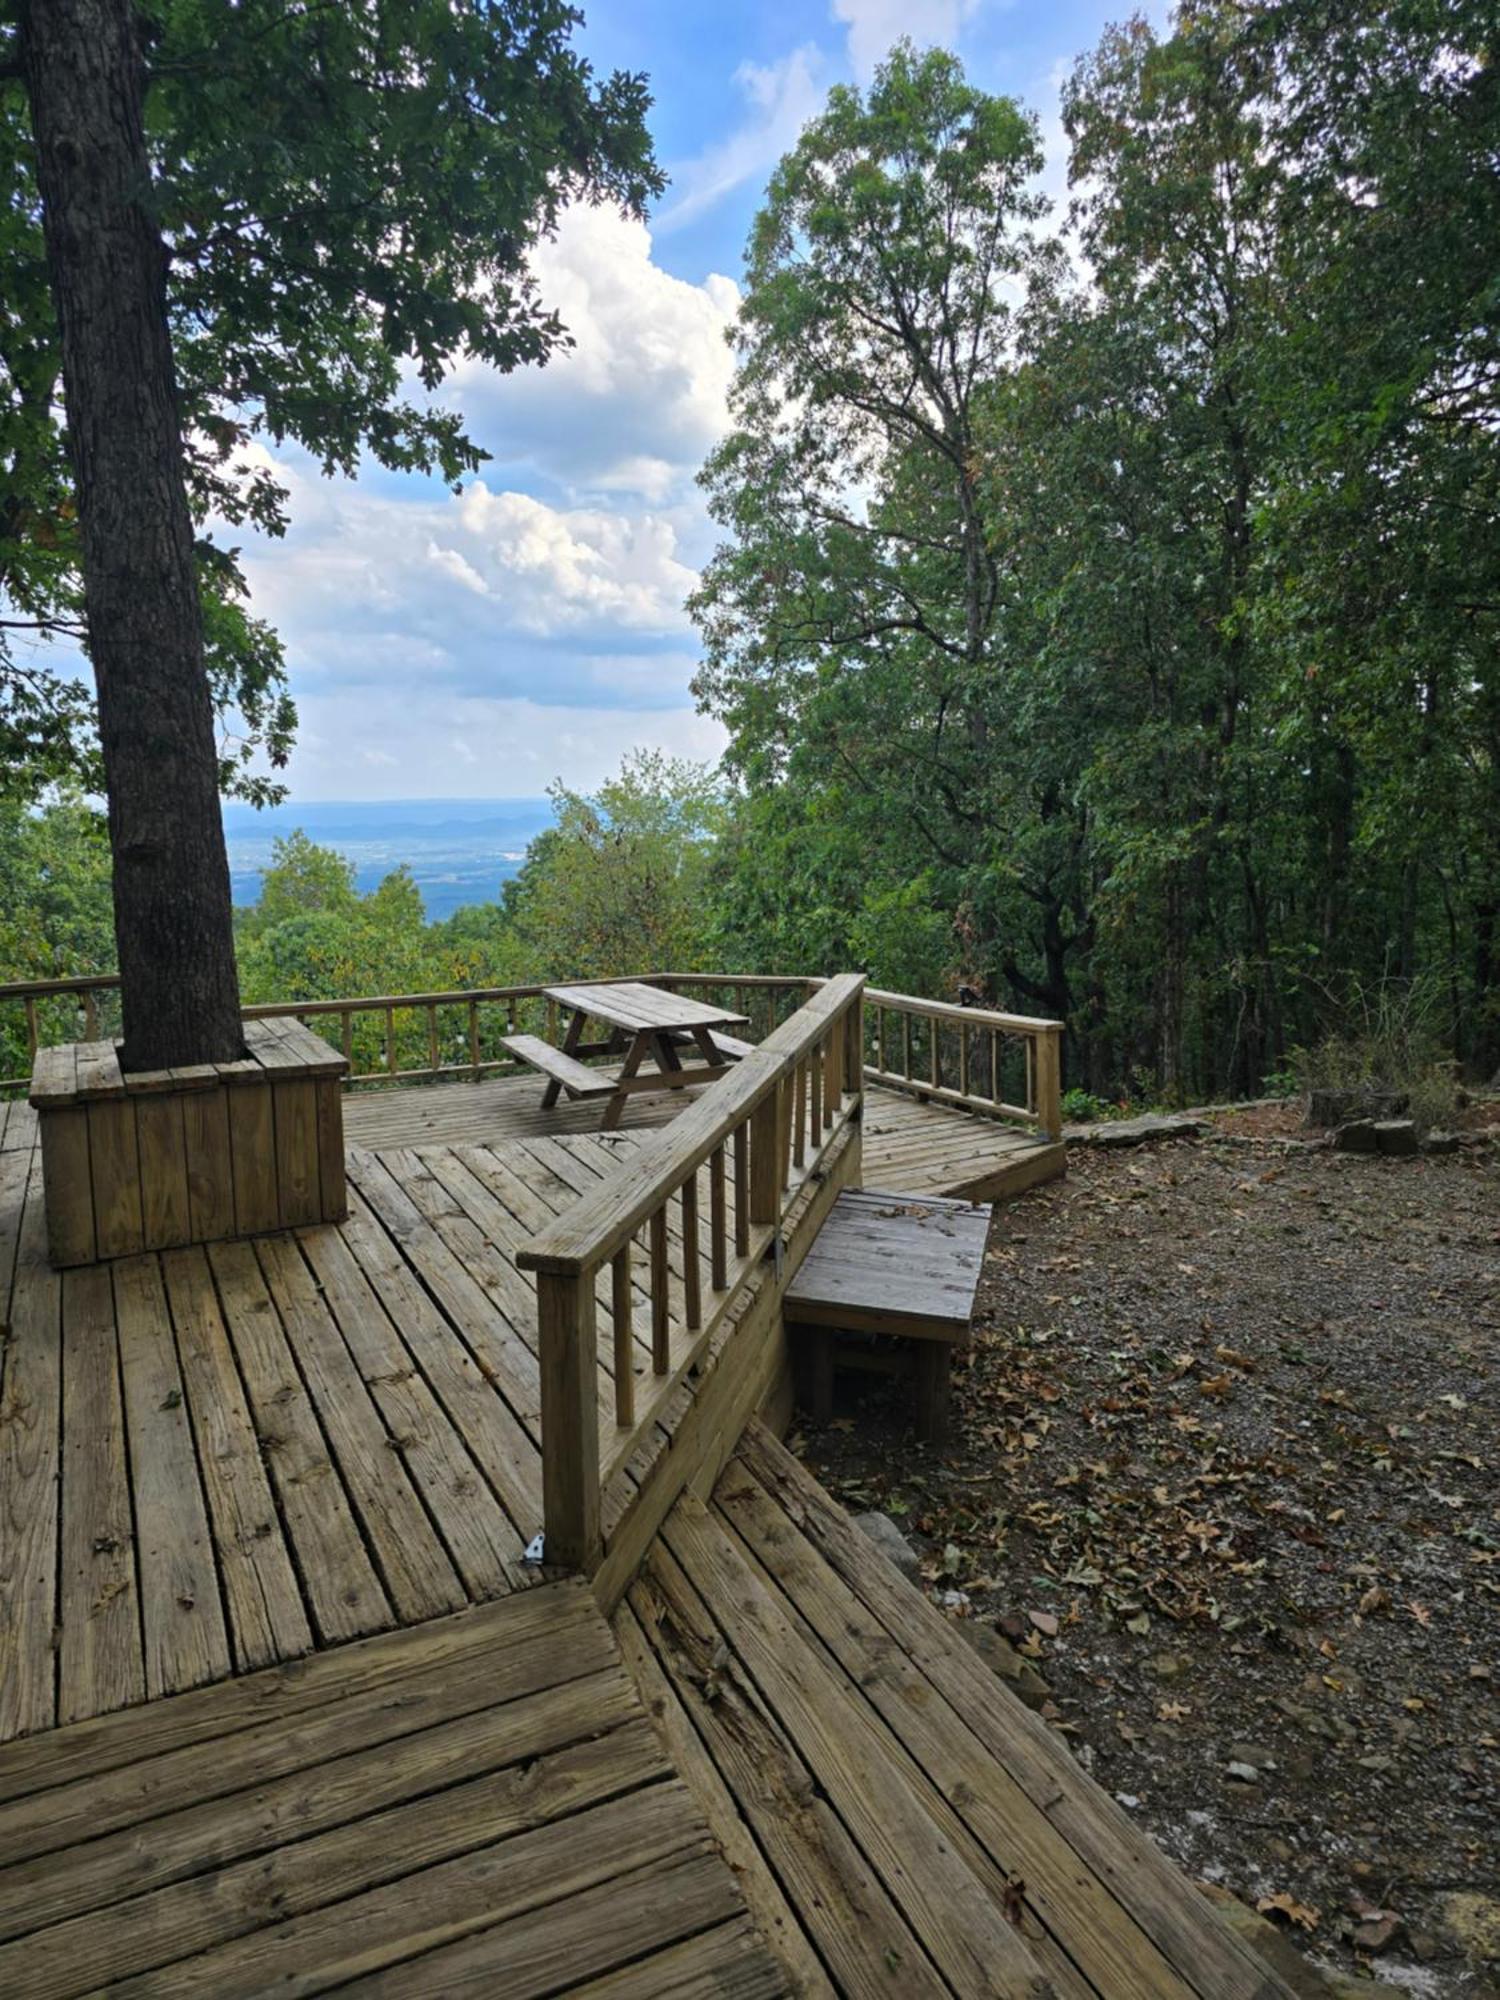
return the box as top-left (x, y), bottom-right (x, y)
top-left (22, 0), bottom-right (244, 1070)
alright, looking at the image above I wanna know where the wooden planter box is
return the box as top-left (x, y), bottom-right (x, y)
top-left (29, 1018), bottom-right (348, 1268)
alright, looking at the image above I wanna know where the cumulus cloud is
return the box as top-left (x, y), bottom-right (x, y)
top-left (208, 176), bottom-right (755, 799)
top-left (655, 44), bottom-right (825, 234)
top-left (439, 205), bottom-right (739, 501)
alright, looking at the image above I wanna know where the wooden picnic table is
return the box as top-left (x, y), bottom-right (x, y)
top-left (503, 981), bottom-right (752, 1130)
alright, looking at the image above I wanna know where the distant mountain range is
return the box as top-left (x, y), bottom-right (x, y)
top-left (221, 797), bottom-right (556, 921)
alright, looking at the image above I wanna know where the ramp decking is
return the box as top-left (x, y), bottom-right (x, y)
top-left (621, 1423), bottom-right (1292, 2000)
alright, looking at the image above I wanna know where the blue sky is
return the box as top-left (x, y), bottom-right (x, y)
top-left (239, 0), bottom-right (1166, 801)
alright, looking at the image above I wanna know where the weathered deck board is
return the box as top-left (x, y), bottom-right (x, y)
top-left (622, 1424), bottom-right (1296, 2000)
top-left (0, 1071), bottom-right (1055, 1742)
top-left (0, 1579), bottom-right (785, 2000)
top-left (786, 1186), bottom-right (991, 1337)
top-left (341, 1069), bottom-right (1065, 1199)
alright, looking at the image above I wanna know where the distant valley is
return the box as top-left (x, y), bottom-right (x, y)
top-left (221, 797), bottom-right (555, 921)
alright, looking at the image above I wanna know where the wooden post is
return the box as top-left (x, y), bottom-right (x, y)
top-left (846, 992), bottom-right (864, 1096)
top-left (536, 1268), bottom-right (601, 1571)
top-left (748, 1081), bottom-right (783, 1225)
top-left (1034, 1025), bottom-right (1063, 1141)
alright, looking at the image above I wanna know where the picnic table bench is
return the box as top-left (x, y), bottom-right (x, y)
top-left (502, 980), bottom-right (752, 1130)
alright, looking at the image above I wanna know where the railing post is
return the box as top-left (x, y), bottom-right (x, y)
top-left (1035, 1025), bottom-right (1063, 1142)
top-left (749, 1080), bottom-right (784, 1225)
top-left (844, 992), bottom-right (864, 1102)
top-left (536, 1268), bottom-right (601, 1570)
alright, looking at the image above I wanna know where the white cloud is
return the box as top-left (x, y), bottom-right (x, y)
top-left (833, 0), bottom-right (983, 84)
top-left (656, 44), bottom-right (825, 234)
top-left (440, 205), bottom-right (739, 501)
top-left (287, 686), bottom-right (725, 801)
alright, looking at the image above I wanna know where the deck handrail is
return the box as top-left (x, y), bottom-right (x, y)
top-left (515, 973), bottom-right (866, 1570)
top-left (1, 969), bottom-right (1063, 1137)
top-left (0, 970), bottom-right (813, 1094)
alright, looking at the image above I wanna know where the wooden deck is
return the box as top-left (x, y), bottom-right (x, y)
top-left (621, 1423), bottom-right (1293, 2000)
top-left (0, 1095), bottom-right (796, 1738)
top-left (0, 1578), bottom-right (787, 1997)
top-left (0, 1083), bottom-right (1297, 1999)
top-left (340, 1068), bottom-right (1064, 1201)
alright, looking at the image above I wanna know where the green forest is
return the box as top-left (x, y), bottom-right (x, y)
top-left (3, 0), bottom-right (1496, 1106)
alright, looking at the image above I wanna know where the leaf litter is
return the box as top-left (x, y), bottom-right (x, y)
top-left (797, 1129), bottom-right (1499, 1992)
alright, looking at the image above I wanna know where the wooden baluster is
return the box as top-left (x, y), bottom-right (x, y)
top-left (681, 1174), bottom-right (702, 1331)
top-left (823, 1014), bottom-right (842, 1121)
top-left (536, 1269), bottom-right (601, 1570)
top-left (340, 1010), bottom-right (353, 1072)
top-left (709, 1144), bottom-right (727, 1291)
top-left (546, 997), bottom-right (559, 1045)
top-left (876, 1004), bottom-right (886, 1075)
top-left (649, 1206), bottom-right (670, 1370)
top-left (384, 1005), bottom-right (396, 1077)
top-left (960, 1021), bottom-right (970, 1099)
top-left (469, 998), bottom-right (481, 1079)
top-left (427, 1004), bottom-right (440, 1078)
top-left (1025, 1038), bottom-right (1033, 1116)
top-left (24, 996), bottom-right (37, 1064)
top-left (82, 989), bottom-right (99, 1041)
top-left (733, 1120), bottom-right (750, 1255)
top-left (792, 1058), bottom-right (807, 1168)
top-left (902, 1010), bottom-right (912, 1081)
top-left (611, 1245), bottom-right (634, 1428)
top-left (809, 1040), bottom-right (823, 1150)
top-left (930, 1017), bottom-right (940, 1089)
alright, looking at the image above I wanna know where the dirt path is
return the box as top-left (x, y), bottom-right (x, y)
top-left (797, 1132), bottom-right (1499, 1998)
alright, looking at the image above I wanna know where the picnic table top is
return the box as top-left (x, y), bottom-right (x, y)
top-left (542, 980), bottom-right (750, 1035)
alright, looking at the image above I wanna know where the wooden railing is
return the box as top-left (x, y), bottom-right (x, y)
top-left (1, 970), bottom-right (1062, 1139)
top-left (515, 973), bottom-right (866, 1570)
top-left (0, 972), bottom-right (812, 1096)
top-left (860, 989), bottom-right (1063, 1140)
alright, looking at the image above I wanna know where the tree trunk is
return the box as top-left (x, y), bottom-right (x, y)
top-left (22, 0), bottom-right (244, 1071)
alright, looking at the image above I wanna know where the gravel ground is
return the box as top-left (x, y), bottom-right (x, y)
top-left (796, 1127), bottom-right (1500, 1997)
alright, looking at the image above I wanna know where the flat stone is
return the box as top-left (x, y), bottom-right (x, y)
top-left (1227, 1741), bottom-right (1278, 1771)
top-left (1438, 1891), bottom-right (1500, 1963)
top-left (1148, 1653), bottom-right (1185, 1679)
top-left (955, 1623), bottom-right (1052, 1710)
top-left (1225, 1760), bottom-right (1262, 1783)
top-left (1333, 1119), bottom-right (1380, 1154)
top-left (1421, 1129), bottom-right (1461, 1155)
top-left (1374, 1119), bottom-right (1419, 1157)
top-left (1079, 1113), bottom-right (1202, 1148)
top-left (849, 1511), bottom-right (921, 1579)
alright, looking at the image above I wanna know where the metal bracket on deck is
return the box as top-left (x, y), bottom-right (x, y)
top-left (523, 1530), bottom-right (545, 1564)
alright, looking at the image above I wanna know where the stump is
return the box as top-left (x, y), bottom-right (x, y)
top-left (30, 1018), bottom-right (347, 1267)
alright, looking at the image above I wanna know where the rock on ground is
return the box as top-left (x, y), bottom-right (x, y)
top-left (849, 1510), bottom-right (921, 1578)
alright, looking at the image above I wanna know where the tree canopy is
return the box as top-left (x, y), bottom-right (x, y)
top-left (692, 8), bottom-right (1500, 1096)
top-left (0, 0), bottom-right (662, 800)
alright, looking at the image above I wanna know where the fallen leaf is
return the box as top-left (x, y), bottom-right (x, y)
top-left (1257, 1892), bottom-right (1320, 1932)
top-left (1028, 1609), bottom-right (1059, 1637)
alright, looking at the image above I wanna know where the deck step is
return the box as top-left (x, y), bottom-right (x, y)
top-left (500, 1033), bottom-right (615, 1099)
top-left (785, 1187), bottom-right (991, 1341)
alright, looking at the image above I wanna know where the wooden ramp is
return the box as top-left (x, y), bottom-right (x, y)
top-left (0, 1580), bottom-right (788, 1998)
top-left (618, 1423), bottom-right (1294, 2000)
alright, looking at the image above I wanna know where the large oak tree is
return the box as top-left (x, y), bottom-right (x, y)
top-left (4, 0), bottom-right (660, 1068)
